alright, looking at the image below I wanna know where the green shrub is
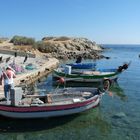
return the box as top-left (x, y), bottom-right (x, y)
top-left (10, 35), bottom-right (35, 45)
top-left (54, 36), bottom-right (70, 41)
top-left (42, 37), bottom-right (54, 41)
top-left (33, 41), bottom-right (55, 53)
top-left (42, 36), bottom-right (70, 41)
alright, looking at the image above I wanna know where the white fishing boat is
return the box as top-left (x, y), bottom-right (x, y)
top-left (0, 87), bottom-right (104, 119)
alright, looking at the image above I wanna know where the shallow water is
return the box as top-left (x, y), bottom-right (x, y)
top-left (0, 45), bottom-right (140, 140)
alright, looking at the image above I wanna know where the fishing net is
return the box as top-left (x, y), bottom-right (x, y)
top-left (9, 63), bottom-right (25, 74)
top-left (25, 63), bottom-right (36, 70)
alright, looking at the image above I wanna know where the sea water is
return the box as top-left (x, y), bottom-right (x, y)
top-left (0, 45), bottom-right (140, 140)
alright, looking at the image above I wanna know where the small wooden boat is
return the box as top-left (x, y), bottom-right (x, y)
top-left (53, 63), bottom-right (129, 83)
top-left (66, 62), bottom-right (96, 69)
top-left (0, 87), bottom-right (103, 119)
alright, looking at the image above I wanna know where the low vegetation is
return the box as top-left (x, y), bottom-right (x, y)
top-left (14, 45), bottom-right (33, 52)
top-left (10, 35), bottom-right (35, 46)
top-left (42, 36), bottom-right (70, 41)
top-left (33, 41), bottom-right (56, 53)
top-left (0, 37), bottom-right (9, 43)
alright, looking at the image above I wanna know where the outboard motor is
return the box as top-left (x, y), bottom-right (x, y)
top-left (122, 63), bottom-right (128, 70)
top-left (117, 63), bottom-right (129, 72)
top-left (117, 66), bottom-right (123, 72)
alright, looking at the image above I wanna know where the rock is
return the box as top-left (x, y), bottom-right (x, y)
top-left (41, 36), bottom-right (105, 60)
top-left (106, 56), bottom-right (110, 59)
top-left (112, 112), bottom-right (126, 119)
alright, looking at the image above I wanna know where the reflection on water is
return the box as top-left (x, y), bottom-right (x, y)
top-left (109, 82), bottom-right (127, 101)
top-left (0, 108), bottom-right (111, 140)
top-left (52, 80), bottom-right (102, 88)
top-left (0, 114), bottom-right (76, 133)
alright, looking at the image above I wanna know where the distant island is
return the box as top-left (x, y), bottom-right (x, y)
top-left (0, 35), bottom-right (107, 60)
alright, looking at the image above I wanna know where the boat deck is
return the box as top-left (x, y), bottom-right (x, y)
top-left (59, 68), bottom-right (116, 75)
top-left (0, 92), bottom-right (92, 107)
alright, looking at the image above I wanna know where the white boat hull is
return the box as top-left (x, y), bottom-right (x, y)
top-left (0, 98), bottom-right (100, 119)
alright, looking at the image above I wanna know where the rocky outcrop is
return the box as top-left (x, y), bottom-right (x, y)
top-left (42, 36), bottom-right (105, 60)
top-left (0, 36), bottom-right (107, 60)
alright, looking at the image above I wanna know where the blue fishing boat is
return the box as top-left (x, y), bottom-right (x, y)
top-left (66, 62), bottom-right (96, 69)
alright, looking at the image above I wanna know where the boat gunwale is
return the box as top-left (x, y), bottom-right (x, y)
top-left (0, 95), bottom-right (100, 113)
top-left (53, 68), bottom-right (119, 79)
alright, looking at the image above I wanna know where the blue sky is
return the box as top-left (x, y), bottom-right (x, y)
top-left (0, 0), bottom-right (140, 44)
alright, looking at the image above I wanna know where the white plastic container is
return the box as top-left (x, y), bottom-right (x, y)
top-left (11, 87), bottom-right (23, 106)
top-left (64, 65), bottom-right (71, 74)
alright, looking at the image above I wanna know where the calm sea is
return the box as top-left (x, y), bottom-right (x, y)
top-left (0, 45), bottom-right (140, 140)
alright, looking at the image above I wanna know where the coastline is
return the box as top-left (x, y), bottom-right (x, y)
top-left (0, 36), bottom-right (105, 98)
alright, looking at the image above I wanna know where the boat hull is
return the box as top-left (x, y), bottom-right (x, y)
top-left (0, 96), bottom-right (100, 119)
top-left (67, 63), bottom-right (96, 69)
top-left (53, 69), bottom-right (119, 83)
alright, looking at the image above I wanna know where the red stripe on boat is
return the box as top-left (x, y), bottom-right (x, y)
top-left (0, 97), bottom-right (99, 112)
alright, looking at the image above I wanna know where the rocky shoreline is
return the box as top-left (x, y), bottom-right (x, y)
top-left (0, 36), bottom-right (109, 98)
top-left (50, 49), bottom-right (106, 60)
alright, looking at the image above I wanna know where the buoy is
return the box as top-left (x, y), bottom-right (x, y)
top-left (108, 91), bottom-right (113, 97)
top-left (58, 77), bottom-right (65, 84)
